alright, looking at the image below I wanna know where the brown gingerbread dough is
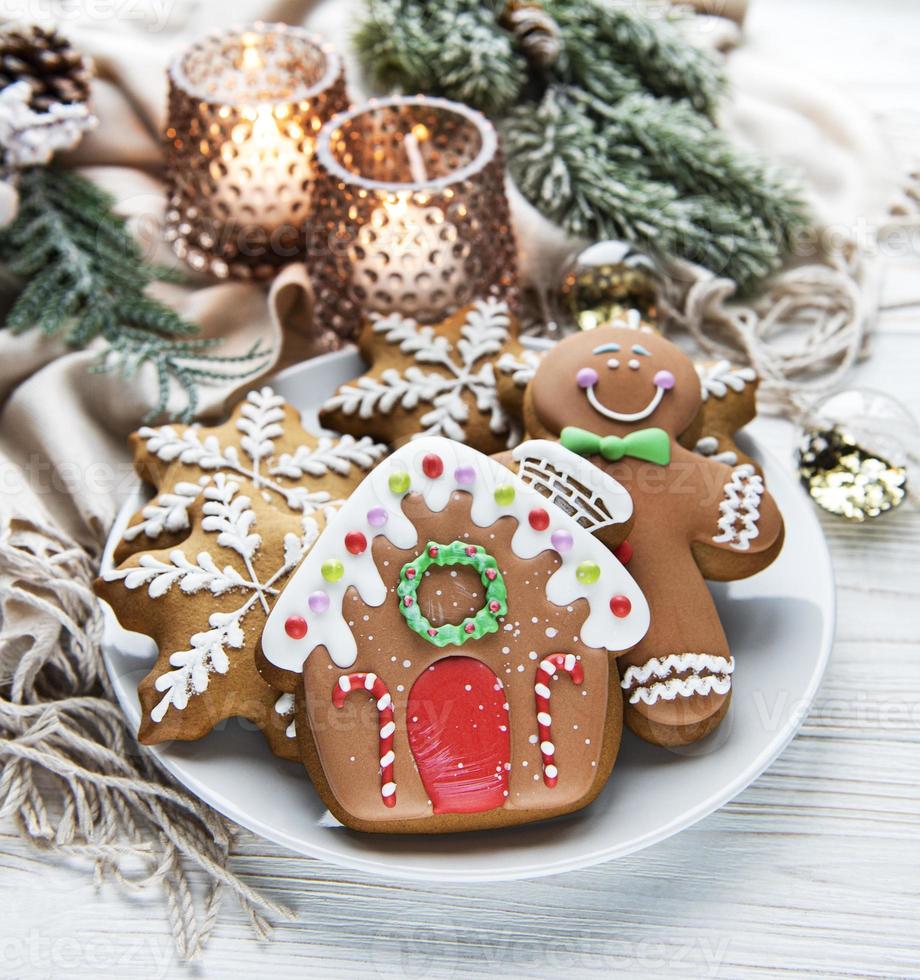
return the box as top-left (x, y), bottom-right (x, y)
top-left (522, 327), bottom-right (784, 747)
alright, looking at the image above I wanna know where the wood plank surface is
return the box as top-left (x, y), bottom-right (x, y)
top-left (2, 0), bottom-right (919, 976)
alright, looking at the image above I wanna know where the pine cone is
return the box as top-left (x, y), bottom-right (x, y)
top-left (0, 25), bottom-right (93, 112)
top-left (499, 1), bottom-right (562, 67)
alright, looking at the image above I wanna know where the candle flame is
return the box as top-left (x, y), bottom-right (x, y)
top-left (241, 33), bottom-right (262, 71)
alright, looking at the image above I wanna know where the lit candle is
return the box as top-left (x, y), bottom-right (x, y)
top-left (348, 125), bottom-right (464, 320)
top-left (312, 96), bottom-right (519, 341)
top-left (164, 23), bottom-right (347, 280)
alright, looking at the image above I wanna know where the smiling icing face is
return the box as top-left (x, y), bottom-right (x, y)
top-left (530, 327), bottom-right (702, 439)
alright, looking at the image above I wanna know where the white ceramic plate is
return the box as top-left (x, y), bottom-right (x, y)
top-left (99, 348), bottom-right (835, 882)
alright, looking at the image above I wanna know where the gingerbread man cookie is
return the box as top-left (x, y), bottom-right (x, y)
top-left (319, 298), bottom-right (534, 454)
top-left (258, 437), bottom-right (649, 832)
top-left (521, 327), bottom-right (785, 747)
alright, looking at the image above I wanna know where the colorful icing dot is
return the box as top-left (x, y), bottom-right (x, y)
top-left (614, 540), bottom-right (634, 565)
top-left (422, 453), bottom-right (444, 479)
top-left (484, 568), bottom-right (498, 581)
top-left (464, 622), bottom-right (476, 634)
top-left (308, 590), bottom-right (330, 614)
top-left (284, 615), bottom-right (308, 640)
top-left (654, 369), bottom-right (676, 390)
top-left (428, 545), bottom-right (440, 558)
top-left (345, 531), bottom-right (368, 555)
top-left (454, 465), bottom-right (476, 486)
top-left (427, 628), bottom-right (438, 637)
top-left (389, 471), bottom-right (411, 494)
top-left (488, 600), bottom-right (501, 613)
top-left (610, 595), bottom-right (632, 618)
top-left (528, 507), bottom-right (550, 531)
top-left (403, 596), bottom-right (414, 608)
top-left (405, 567), bottom-right (417, 580)
top-left (466, 545), bottom-right (477, 557)
top-left (551, 529), bottom-right (573, 554)
top-left (321, 559), bottom-right (344, 583)
top-left (576, 367), bottom-right (598, 389)
top-left (576, 561), bottom-right (600, 585)
top-left (367, 505), bottom-right (388, 528)
top-left (494, 484), bottom-right (515, 506)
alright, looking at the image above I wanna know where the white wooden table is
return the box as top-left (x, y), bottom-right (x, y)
top-left (3, 1), bottom-right (919, 976)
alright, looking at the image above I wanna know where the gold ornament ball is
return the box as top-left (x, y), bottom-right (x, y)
top-left (559, 241), bottom-right (660, 330)
top-left (797, 389), bottom-right (916, 521)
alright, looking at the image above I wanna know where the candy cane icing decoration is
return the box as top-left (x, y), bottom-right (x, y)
top-left (534, 654), bottom-right (584, 787)
top-left (332, 673), bottom-right (396, 807)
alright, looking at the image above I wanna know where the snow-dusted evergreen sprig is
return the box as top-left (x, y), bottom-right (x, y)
top-left (0, 166), bottom-right (270, 421)
top-left (355, 0), bottom-right (809, 295)
top-left (0, 81), bottom-right (96, 171)
top-left (324, 298), bottom-right (518, 444)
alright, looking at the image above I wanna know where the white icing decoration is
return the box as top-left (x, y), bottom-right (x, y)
top-left (621, 653), bottom-right (734, 706)
top-left (698, 361), bottom-right (757, 401)
top-left (512, 440), bottom-right (633, 534)
top-left (274, 692), bottom-right (297, 739)
top-left (496, 348), bottom-right (543, 388)
top-left (261, 437), bottom-right (650, 675)
top-left (123, 481), bottom-right (204, 542)
top-left (137, 386), bottom-right (387, 515)
top-left (321, 298), bottom-right (521, 447)
top-left (694, 436), bottom-right (738, 467)
top-left (587, 380), bottom-right (664, 423)
top-left (713, 464), bottom-right (764, 551)
top-left (104, 474), bottom-right (317, 723)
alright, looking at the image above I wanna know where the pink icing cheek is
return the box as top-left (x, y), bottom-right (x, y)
top-left (576, 367), bottom-right (598, 389)
top-left (654, 370), bottom-right (676, 390)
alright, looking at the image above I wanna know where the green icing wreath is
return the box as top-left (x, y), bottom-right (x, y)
top-left (396, 540), bottom-right (508, 648)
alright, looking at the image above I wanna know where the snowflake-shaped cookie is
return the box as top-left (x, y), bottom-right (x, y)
top-left (319, 299), bottom-right (533, 453)
top-left (101, 386), bottom-right (387, 758)
top-left (117, 386), bottom-right (387, 562)
top-left (98, 473), bottom-right (321, 757)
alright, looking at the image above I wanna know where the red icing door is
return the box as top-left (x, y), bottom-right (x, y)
top-left (407, 657), bottom-right (511, 814)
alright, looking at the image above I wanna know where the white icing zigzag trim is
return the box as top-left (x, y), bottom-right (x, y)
top-left (698, 361), bottom-right (757, 401)
top-left (712, 464), bottom-right (764, 551)
top-left (621, 653), bottom-right (734, 706)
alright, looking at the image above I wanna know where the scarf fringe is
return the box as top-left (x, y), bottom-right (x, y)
top-left (0, 512), bottom-right (293, 959)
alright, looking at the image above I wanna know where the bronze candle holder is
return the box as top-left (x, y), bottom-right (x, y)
top-left (310, 95), bottom-right (519, 342)
top-left (164, 23), bottom-right (347, 280)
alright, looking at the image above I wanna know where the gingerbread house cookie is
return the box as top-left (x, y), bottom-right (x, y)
top-left (258, 437), bottom-right (649, 833)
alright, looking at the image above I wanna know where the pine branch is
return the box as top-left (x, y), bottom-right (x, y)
top-left (0, 166), bottom-right (271, 421)
top-left (354, 0), bottom-right (527, 116)
top-left (502, 87), bottom-right (785, 292)
top-left (580, 90), bottom-right (808, 253)
top-left (547, 0), bottom-right (725, 117)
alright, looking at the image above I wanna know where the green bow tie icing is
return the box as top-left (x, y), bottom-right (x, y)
top-left (560, 426), bottom-right (671, 466)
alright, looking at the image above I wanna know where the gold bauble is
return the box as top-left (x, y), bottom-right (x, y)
top-left (796, 389), bottom-right (915, 521)
top-left (559, 241), bottom-right (660, 331)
